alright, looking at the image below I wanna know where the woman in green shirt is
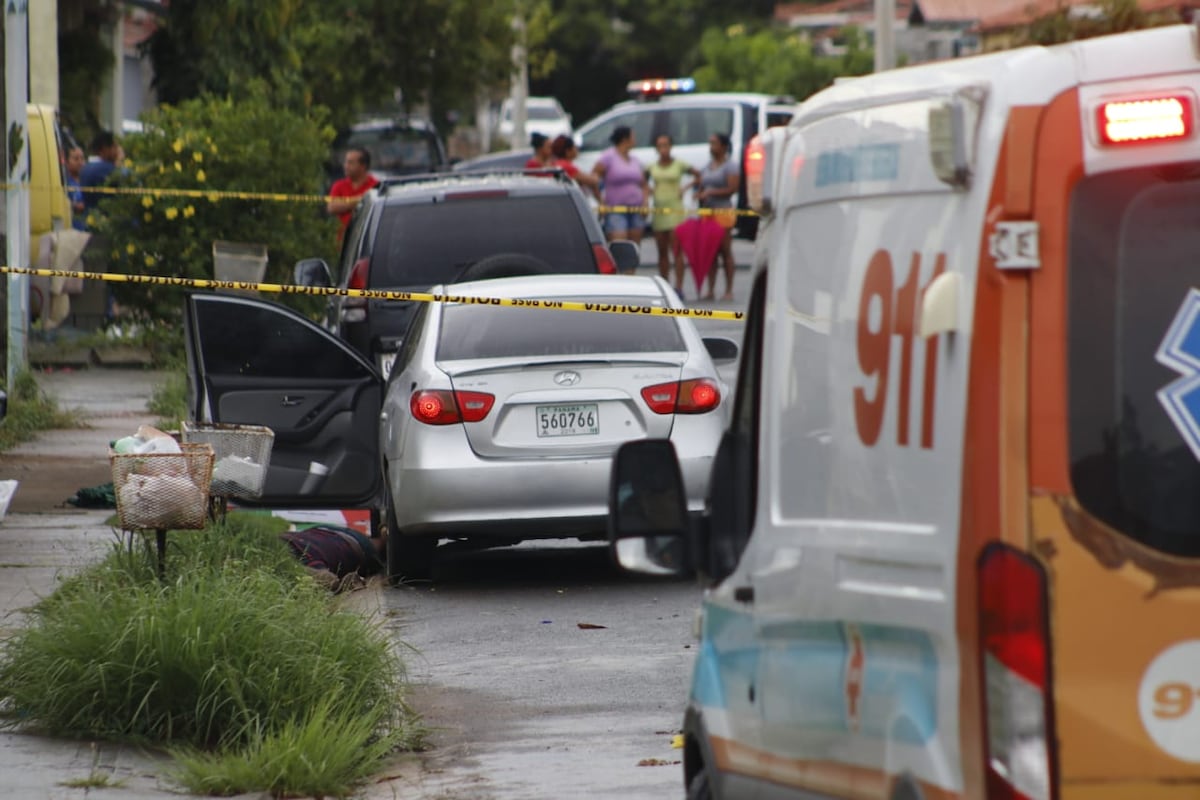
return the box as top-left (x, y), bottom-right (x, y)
top-left (647, 134), bottom-right (699, 296)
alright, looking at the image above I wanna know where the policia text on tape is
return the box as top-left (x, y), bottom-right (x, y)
top-left (0, 266), bottom-right (745, 322)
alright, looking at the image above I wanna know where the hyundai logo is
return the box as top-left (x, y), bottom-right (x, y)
top-left (554, 370), bottom-right (581, 386)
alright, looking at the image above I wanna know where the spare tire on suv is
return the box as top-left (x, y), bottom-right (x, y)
top-left (457, 253), bottom-right (554, 282)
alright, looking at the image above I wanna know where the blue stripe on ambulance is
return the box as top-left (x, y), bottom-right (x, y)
top-left (694, 605), bottom-right (938, 744)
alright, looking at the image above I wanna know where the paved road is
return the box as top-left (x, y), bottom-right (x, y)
top-left (371, 268), bottom-right (752, 800)
top-left (376, 544), bottom-right (701, 800)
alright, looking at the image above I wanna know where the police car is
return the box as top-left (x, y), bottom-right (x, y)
top-left (572, 78), bottom-right (794, 239)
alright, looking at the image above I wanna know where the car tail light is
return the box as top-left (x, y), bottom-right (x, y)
top-left (409, 389), bottom-right (495, 425)
top-left (343, 257), bottom-right (370, 319)
top-left (1097, 95), bottom-right (1192, 144)
top-left (592, 243), bottom-right (617, 275)
top-left (978, 544), bottom-right (1057, 800)
top-left (745, 135), bottom-right (766, 211)
top-left (641, 379), bottom-right (721, 415)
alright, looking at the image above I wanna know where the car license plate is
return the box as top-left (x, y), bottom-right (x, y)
top-left (536, 404), bottom-right (599, 437)
top-left (378, 352), bottom-right (396, 379)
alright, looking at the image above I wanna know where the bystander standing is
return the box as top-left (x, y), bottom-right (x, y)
top-left (326, 147), bottom-right (379, 244)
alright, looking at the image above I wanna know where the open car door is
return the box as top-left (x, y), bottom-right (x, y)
top-left (183, 293), bottom-right (383, 509)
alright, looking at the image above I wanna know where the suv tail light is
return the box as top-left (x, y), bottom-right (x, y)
top-left (592, 243), bottom-right (617, 275)
top-left (343, 257), bottom-right (370, 321)
top-left (979, 544), bottom-right (1057, 800)
top-left (641, 379), bottom-right (721, 415)
top-left (410, 389), bottom-right (495, 425)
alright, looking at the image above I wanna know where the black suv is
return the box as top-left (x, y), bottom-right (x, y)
top-left (295, 170), bottom-right (640, 376)
top-left (327, 116), bottom-right (450, 184)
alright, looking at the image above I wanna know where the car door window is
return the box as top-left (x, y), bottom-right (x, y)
top-left (193, 297), bottom-right (371, 380)
top-left (667, 108), bottom-right (735, 147)
top-left (579, 110), bottom-right (656, 152)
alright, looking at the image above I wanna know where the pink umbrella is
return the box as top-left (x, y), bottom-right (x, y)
top-left (673, 216), bottom-right (726, 295)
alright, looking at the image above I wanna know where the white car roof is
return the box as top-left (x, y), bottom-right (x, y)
top-left (438, 274), bottom-right (669, 300)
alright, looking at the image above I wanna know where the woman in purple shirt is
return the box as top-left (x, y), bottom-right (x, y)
top-left (592, 125), bottom-right (648, 272)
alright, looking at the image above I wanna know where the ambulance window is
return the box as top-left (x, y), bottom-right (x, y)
top-left (1068, 162), bottom-right (1200, 557)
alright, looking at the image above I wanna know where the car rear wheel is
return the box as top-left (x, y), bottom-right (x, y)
top-left (456, 252), bottom-right (553, 282)
top-left (385, 493), bottom-right (436, 585)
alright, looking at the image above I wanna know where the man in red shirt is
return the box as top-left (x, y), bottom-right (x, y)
top-left (326, 147), bottom-right (379, 242)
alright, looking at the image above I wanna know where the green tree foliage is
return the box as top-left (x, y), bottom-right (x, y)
top-left (535, 0), bottom-right (777, 124)
top-left (145, 0), bottom-right (518, 131)
top-left (692, 24), bottom-right (874, 101)
top-left (88, 88), bottom-right (335, 324)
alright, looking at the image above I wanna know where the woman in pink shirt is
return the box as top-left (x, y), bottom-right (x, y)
top-left (592, 125), bottom-right (648, 272)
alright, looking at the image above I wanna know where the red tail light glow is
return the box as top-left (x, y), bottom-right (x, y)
top-left (978, 543), bottom-right (1057, 800)
top-left (345, 257), bottom-right (370, 312)
top-left (410, 389), bottom-right (495, 425)
top-left (592, 243), bottom-right (617, 275)
top-left (641, 379), bottom-right (721, 415)
top-left (1098, 95), bottom-right (1192, 144)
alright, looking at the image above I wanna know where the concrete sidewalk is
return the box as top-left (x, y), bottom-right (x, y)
top-left (0, 368), bottom-right (184, 797)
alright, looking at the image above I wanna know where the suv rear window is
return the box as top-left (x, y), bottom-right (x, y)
top-left (332, 126), bottom-right (443, 176)
top-left (437, 300), bottom-right (685, 361)
top-left (369, 195), bottom-right (596, 287)
top-left (1068, 162), bottom-right (1200, 557)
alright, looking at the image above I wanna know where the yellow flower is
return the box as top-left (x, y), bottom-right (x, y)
top-left (196, 169), bottom-right (206, 183)
top-left (183, 205), bottom-right (195, 218)
top-left (158, 165), bottom-right (165, 174)
top-left (172, 139), bottom-right (184, 154)
top-left (143, 212), bottom-right (152, 222)
top-left (174, 161), bottom-right (182, 172)
top-left (207, 192), bottom-right (218, 203)
top-left (193, 151), bottom-right (203, 163)
top-left (144, 254), bottom-right (155, 267)
top-left (209, 143), bottom-right (218, 154)
top-left (86, 214), bottom-right (96, 228)
top-left (123, 158), bottom-right (133, 169)
top-left (165, 207), bottom-right (179, 220)
top-left (125, 243), bottom-right (136, 255)
top-left (142, 196), bottom-right (153, 208)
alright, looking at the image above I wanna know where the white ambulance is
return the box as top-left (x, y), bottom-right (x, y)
top-left (609, 23), bottom-right (1200, 800)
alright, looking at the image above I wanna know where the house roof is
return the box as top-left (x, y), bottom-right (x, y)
top-left (775, 0), bottom-right (912, 24)
top-left (912, 0), bottom-right (997, 22)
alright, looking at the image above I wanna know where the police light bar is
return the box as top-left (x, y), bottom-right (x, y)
top-left (1097, 95), bottom-right (1193, 144)
top-left (627, 77), bottom-right (696, 99)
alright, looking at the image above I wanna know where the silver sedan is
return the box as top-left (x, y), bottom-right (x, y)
top-left (380, 274), bottom-right (736, 579)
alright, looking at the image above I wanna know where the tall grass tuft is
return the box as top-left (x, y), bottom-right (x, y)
top-left (0, 514), bottom-right (421, 795)
top-left (0, 370), bottom-right (82, 452)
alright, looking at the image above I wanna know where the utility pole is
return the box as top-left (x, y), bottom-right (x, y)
top-left (5, 0), bottom-right (28, 391)
top-left (509, 12), bottom-right (529, 151)
top-left (875, 0), bottom-right (897, 72)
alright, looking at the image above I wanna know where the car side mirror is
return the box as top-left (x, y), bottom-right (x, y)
top-left (608, 240), bottom-right (640, 273)
top-left (294, 258), bottom-right (332, 288)
top-left (702, 337), bottom-right (739, 364)
top-left (608, 439), bottom-right (691, 576)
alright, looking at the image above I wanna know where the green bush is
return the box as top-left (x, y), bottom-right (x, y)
top-left (91, 85), bottom-right (337, 324)
top-left (0, 515), bottom-right (421, 796)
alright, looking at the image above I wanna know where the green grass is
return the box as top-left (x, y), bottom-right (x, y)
top-left (147, 366), bottom-right (188, 430)
top-left (0, 370), bottom-right (82, 452)
top-left (59, 771), bottom-right (125, 789)
top-left (0, 514), bottom-right (422, 797)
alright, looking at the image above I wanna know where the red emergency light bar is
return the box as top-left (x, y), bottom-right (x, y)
top-left (1097, 95), bottom-right (1193, 145)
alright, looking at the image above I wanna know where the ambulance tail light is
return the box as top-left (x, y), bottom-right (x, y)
top-left (1098, 95), bottom-right (1193, 145)
top-left (978, 544), bottom-right (1057, 800)
top-left (342, 257), bottom-right (370, 323)
top-left (747, 126), bottom-right (787, 215)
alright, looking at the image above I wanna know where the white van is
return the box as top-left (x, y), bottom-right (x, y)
top-left (610, 24), bottom-right (1200, 800)
top-left (573, 81), bottom-right (793, 239)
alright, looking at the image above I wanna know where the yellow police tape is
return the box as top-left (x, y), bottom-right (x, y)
top-left (0, 266), bottom-right (746, 322)
top-left (11, 181), bottom-right (760, 218)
